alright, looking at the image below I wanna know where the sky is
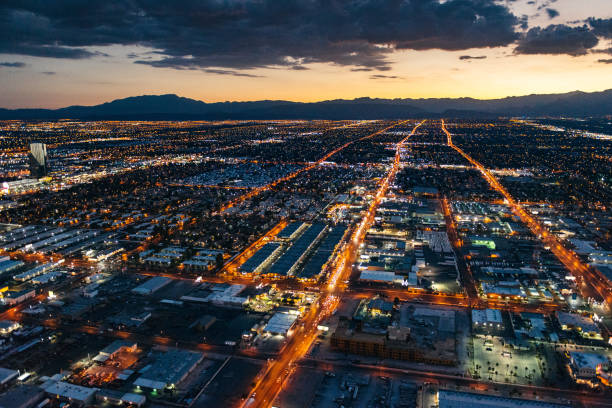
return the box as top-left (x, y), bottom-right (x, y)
top-left (1, 0), bottom-right (611, 109)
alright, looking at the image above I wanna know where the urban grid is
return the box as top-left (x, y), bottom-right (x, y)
top-left (0, 117), bottom-right (610, 408)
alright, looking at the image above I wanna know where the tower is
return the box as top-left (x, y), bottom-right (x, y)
top-left (29, 142), bottom-right (48, 178)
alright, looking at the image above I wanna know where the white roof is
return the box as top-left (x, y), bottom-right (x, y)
top-left (42, 381), bottom-right (97, 402)
top-left (472, 309), bottom-right (503, 324)
top-left (121, 393), bottom-right (146, 405)
top-left (570, 352), bottom-right (609, 370)
top-left (0, 367), bottom-right (18, 385)
top-left (264, 312), bottom-right (298, 335)
top-left (438, 390), bottom-right (568, 408)
top-left (359, 270), bottom-right (397, 282)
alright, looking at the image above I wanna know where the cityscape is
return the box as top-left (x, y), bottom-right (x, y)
top-left (1, 1), bottom-right (612, 408)
top-left (0, 117), bottom-right (609, 408)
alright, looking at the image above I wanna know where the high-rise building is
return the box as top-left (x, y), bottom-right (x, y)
top-left (29, 142), bottom-right (48, 178)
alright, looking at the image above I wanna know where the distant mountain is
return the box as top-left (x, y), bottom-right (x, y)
top-left (1, 90), bottom-right (611, 120)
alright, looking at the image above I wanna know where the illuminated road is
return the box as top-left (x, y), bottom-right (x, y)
top-left (347, 288), bottom-right (563, 313)
top-left (441, 197), bottom-right (478, 299)
top-left (242, 120), bottom-right (425, 408)
top-left (219, 120), bottom-right (413, 213)
top-left (441, 120), bottom-right (612, 308)
top-left (219, 219), bottom-right (288, 275)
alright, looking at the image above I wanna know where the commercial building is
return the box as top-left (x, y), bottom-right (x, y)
top-left (276, 222), bottom-right (305, 240)
top-left (472, 309), bottom-right (504, 334)
top-left (568, 351), bottom-right (610, 383)
top-left (240, 242), bottom-right (282, 274)
top-left (267, 223), bottom-right (327, 277)
top-left (263, 311), bottom-right (299, 336)
top-left (557, 312), bottom-right (603, 340)
top-left (41, 380), bottom-right (97, 406)
top-left (1, 179), bottom-right (43, 195)
top-left (95, 390), bottom-right (146, 407)
top-left (28, 143), bottom-right (48, 179)
top-left (131, 276), bottom-right (172, 295)
top-left (0, 367), bottom-right (18, 386)
top-left (0, 385), bottom-right (46, 408)
top-left (296, 225), bottom-right (347, 280)
top-left (331, 304), bottom-right (457, 366)
top-left (437, 389), bottom-right (568, 408)
top-left (133, 349), bottom-right (204, 390)
top-left (0, 320), bottom-right (20, 335)
top-left (0, 289), bottom-right (35, 306)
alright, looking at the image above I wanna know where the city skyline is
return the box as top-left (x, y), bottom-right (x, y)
top-left (1, 0), bottom-right (612, 109)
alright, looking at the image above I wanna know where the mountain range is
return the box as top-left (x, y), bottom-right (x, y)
top-left (1, 89), bottom-right (611, 120)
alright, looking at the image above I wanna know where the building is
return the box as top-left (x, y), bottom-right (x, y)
top-left (331, 322), bottom-right (456, 365)
top-left (95, 390), bottom-right (146, 407)
top-left (93, 340), bottom-right (137, 364)
top-left (1, 179), bottom-right (43, 195)
top-left (28, 143), bottom-right (48, 179)
top-left (0, 320), bottom-right (20, 335)
top-left (0, 289), bottom-right (36, 306)
top-left (437, 389), bottom-right (568, 408)
top-left (133, 349), bottom-right (204, 390)
top-left (0, 385), bottom-right (46, 408)
top-left (0, 367), bottom-right (18, 386)
top-left (472, 309), bottom-right (504, 334)
top-left (131, 276), bottom-right (172, 295)
top-left (568, 351), bottom-right (610, 383)
top-left (263, 311), bottom-right (299, 336)
top-left (557, 312), bottom-right (603, 340)
top-left (41, 381), bottom-right (97, 406)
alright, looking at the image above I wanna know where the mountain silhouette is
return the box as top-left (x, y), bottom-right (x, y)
top-left (1, 90), bottom-right (611, 120)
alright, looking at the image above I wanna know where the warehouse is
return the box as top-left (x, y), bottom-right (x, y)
top-left (42, 380), bottom-right (97, 406)
top-left (437, 389), bottom-right (568, 408)
top-left (131, 276), bottom-right (172, 295)
top-left (240, 242), bottom-right (281, 274)
top-left (133, 349), bottom-right (204, 390)
top-left (263, 311), bottom-right (299, 336)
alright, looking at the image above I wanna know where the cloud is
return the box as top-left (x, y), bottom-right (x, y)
top-left (41, 71), bottom-right (55, 75)
top-left (0, 0), bottom-right (521, 71)
top-left (545, 8), bottom-right (559, 19)
top-left (597, 58), bottom-right (612, 64)
top-left (459, 55), bottom-right (487, 60)
top-left (0, 61), bottom-right (25, 67)
top-left (588, 18), bottom-right (612, 39)
top-left (369, 74), bottom-right (402, 80)
top-left (514, 24), bottom-right (599, 56)
top-left (202, 69), bottom-right (263, 78)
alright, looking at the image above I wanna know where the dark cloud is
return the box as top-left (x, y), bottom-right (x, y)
top-left (515, 24), bottom-right (599, 56)
top-left (597, 58), bottom-right (612, 64)
top-left (459, 55), bottom-right (487, 60)
top-left (369, 74), bottom-right (402, 80)
top-left (588, 18), bottom-right (612, 39)
top-left (202, 69), bottom-right (263, 78)
top-left (41, 71), bottom-right (55, 75)
top-left (545, 8), bottom-right (559, 19)
top-left (0, 0), bottom-right (521, 71)
top-left (0, 61), bottom-right (25, 67)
